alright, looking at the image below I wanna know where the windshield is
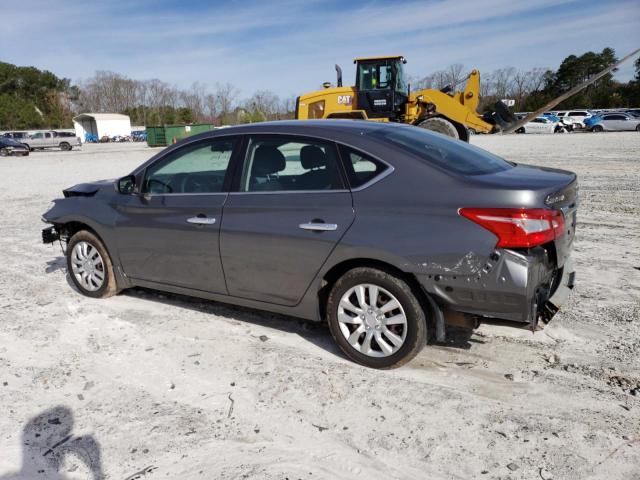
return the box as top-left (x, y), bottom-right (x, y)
top-left (369, 126), bottom-right (513, 176)
top-left (357, 59), bottom-right (406, 92)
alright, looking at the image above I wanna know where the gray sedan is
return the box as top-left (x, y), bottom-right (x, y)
top-left (42, 121), bottom-right (577, 368)
top-left (589, 112), bottom-right (640, 132)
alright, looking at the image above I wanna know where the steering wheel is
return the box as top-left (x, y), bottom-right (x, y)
top-left (147, 178), bottom-right (173, 194)
top-left (183, 175), bottom-right (221, 193)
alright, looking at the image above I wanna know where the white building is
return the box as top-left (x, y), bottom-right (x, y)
top-left (73, 113), bottom-right (131, 142)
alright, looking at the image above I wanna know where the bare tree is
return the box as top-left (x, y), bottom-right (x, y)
top-left (490, 67), bottom-right (516, 99)
top-left (180, 82), bottom-right (206, 122)
top-left (444, 63), bottom-right (467, 89)
top-left (214, 82), bottom-right (239, 124)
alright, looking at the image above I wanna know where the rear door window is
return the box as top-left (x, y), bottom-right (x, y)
top-left (339, 145), bottom-right (389, 188)
top-left (239, 136), bottom-right (344, 192)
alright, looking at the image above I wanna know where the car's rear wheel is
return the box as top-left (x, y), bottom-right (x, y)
top-left (0, 148), bottom-right (8, 157)
top-left (636, 124), bottom-right (640, 132)
top-left (66, 230), bottom-right (118, 298)
top-left (60, 142), bottom-right (72, 151)
top-left (326, 267), bottom-right (427, 369)
top-left (592, 125), bottom-right (604, 132)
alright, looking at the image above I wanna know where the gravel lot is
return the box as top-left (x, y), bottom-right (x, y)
top-left (0, 132), bottom-right (638, 480)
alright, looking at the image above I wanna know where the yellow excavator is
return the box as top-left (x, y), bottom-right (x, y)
top-left (295, 51), bottom-right (640, 141)
top-left (295, 56), bottom-right (512, 142)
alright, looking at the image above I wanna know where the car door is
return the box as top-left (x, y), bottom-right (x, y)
top-left (113, 136), bottom-right (240, 293)
top-left (44, 132), bottom-right (55, 147)
top-left (603, 114), bottom-right (623, 131)
top-left (219, 134), bottom-right (355, 306)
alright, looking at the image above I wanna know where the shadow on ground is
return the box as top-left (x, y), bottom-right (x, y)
top-left (45, 256), bottom-right (480, 357)
top-left (0, 406), bottom-right (104, 480)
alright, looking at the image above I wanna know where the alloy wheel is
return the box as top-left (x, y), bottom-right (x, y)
top-left (70, 241), bottom-right (105, 292)
top-left (337, 283), bottom-right (407, 357)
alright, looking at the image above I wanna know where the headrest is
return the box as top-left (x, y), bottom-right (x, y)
top-left (252, 146), bottom-right (286, 176)
top-left (300, 145), bottom-right (326, 170)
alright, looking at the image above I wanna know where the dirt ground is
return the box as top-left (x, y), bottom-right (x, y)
top-left (0, 132), bottom-right (638, 480)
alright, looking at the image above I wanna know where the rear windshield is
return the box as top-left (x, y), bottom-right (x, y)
top-left (369, 126), bottom-right (513, 175)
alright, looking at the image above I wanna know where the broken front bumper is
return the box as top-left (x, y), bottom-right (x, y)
top-left (42, 226), bottom-right (60, 244)
top-left (418, 247), bottom-right (575, 327)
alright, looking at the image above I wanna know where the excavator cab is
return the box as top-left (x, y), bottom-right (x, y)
top-left (354, 56), bottom-right (408, 120)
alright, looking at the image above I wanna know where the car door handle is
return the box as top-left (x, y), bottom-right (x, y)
top-left (299, 222), bottom-right (338, 232)
top-left (187, 216), bottom-right (216, 225)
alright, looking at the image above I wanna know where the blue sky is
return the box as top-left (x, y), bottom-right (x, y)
top-left (3, 0), bottom-right (639, 99)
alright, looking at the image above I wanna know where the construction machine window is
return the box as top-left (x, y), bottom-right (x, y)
top-left (359, 63), bottom-right (392, 90)
top-left (357, 59), bottom-right (407, 94)
top-left (308, 100), bottom-right (325, 119)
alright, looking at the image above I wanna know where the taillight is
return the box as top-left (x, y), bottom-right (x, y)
top-left (459, 208), bottom-right (565, 248)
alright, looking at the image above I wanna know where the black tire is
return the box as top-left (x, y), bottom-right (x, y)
top-left (516, 127), bottom-right (525, 134)
top-left (636, 124), bottom-right (640, 132)
top-left (60, 142), bottom-right (71, 151)
top-left (66, 230), bottom-right (119, 298)
top-left (0, 148), bottom-right (8, 157)
top-left (592, 125), bottom-right (604, 132)
top-left (326, 267), bottom-right (427, 369)
top-left (24, 144), bottom-right (33, 151)
top-left (416, 117), bottom-right (460, 140)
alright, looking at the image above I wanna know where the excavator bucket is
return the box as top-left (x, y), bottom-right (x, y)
top-left (487, 101), bottom-right (519, 131)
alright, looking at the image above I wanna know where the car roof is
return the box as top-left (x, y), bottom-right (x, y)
top-left (199, 119), bottom-right (410, 140)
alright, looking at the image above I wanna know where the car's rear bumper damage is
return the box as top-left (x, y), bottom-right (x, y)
top-left (417, 247), bottom-right (575, 334)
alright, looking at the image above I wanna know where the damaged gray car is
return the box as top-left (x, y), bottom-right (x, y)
top-left (42, 120), bottom-right (577, 368)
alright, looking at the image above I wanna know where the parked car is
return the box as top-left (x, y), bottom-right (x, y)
top-left (42, 121), bottom-right (577, 368)
top-left (0, 137), bottom-right (30, 156)
top-left (132, 130), bottom-right (147, 142)
top-left (543, 113), bottom-right (573, 131)
top-left (2, 131), bottom-right (31, 142)
top-left (554, 110), bottom-right (594, 129)
top-left (586, 112), bottom-right (640, 132)
top-left (625, 109), bottom-right (640, 118)
top-left (23, 131), bottom-right (81, 151)
top-left (516, 116), bottom-right (564, 134)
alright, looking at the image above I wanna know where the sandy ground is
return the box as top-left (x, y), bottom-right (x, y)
top-left (0, 132), bottom-right (639, 480)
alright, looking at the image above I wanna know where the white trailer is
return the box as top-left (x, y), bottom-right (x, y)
top-left (73, 113), bottom-right (131, 142)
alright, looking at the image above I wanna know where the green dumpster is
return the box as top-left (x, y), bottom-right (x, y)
top-left (146, 124), bottom-right (215, 147)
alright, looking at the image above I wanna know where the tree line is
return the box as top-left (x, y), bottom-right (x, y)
top-left (412, 48), bottom-right (640, 113)
top-left (1, 47), bottom-right (639, 130)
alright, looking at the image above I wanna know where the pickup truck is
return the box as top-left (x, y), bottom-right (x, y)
top-left (22, 131), bottom-right (81, 151)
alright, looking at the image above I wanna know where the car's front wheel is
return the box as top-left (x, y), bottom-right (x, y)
top-left (66, 230), bottom-right (118, 298)
top-left (326, 267), bottom-right (427, 369)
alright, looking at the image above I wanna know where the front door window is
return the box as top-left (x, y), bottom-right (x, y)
top-left (144, 137), bottom-right (236, 195)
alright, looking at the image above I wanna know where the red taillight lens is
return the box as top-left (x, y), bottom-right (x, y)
top-left (459, 208), bottom-right (565, 248)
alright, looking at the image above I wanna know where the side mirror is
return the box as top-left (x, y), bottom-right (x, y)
top-left (117, 175), bottom-right (136, 194)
